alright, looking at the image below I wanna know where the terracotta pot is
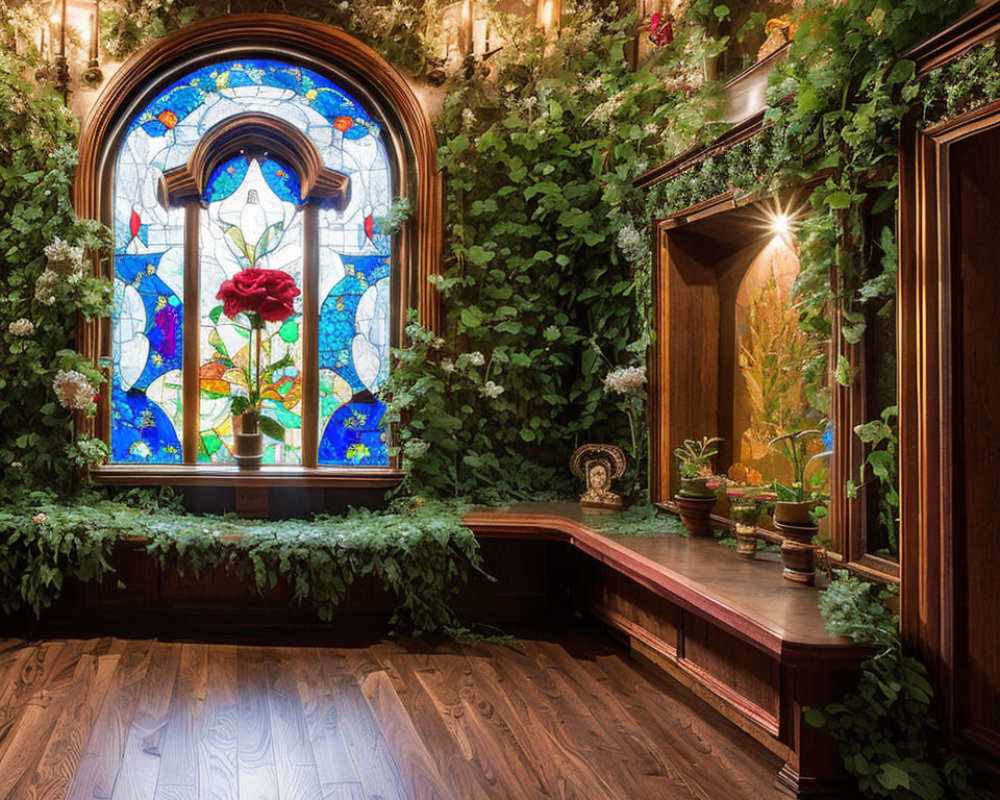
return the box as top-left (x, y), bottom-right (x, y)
top-left (773, 519), bottom-right (818, 545)
top-left (734, 523), bottom-right (757, 559)
top-left (674, 494), bottom-right (717, 536)
top-left (780, 540), bottom-right (815, 585)
top-left (234, 430), bottom-right (263, 469)
top-left (774, 500), bottom-right (814, 526)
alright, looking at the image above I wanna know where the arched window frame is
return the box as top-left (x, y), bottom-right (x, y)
top-left (75, 14), bottom-right (441, 488)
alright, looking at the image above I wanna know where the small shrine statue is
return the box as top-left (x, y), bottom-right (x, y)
top-left (570, 444), bottom-right (627, 509)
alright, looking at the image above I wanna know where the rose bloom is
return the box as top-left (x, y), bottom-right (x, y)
top-left (217, 268), bottom-right (300, 323)
top-left (33, 513), bottom-right (47, 524)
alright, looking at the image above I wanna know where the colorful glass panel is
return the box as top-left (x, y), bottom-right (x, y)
top-left (111, 58), bottom-right (392, 467)
top-left (199, 156), bottom-right (304, 464)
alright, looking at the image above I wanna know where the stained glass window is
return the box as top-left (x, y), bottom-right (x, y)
top-left (111, 59), bottom-right (393, 467)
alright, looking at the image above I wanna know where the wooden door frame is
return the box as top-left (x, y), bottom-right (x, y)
top-left (898, 99), bottom-right (1000, 768)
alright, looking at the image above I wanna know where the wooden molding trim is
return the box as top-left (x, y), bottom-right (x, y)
top-left (634, 111), bottom-right (767, 190)
top-left (74, 14), bottom-right (442, 481)
top-left (91, 464), bottom-right (404, 488)
top-left (158, 113), bottom-right (350, 209)
top-left (907, 0), bottom-right (1000, 77)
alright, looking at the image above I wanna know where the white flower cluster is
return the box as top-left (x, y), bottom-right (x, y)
top-left (584, 76), bottom-right (603, 93)
top-left (616, 225), bottom-right (647, 265)
top-left (603, 365), bottom-right (647, 395)
top-left (462, 107), bottom-right (477, 127)
top-left (480, 380), bottom-right (505, 399)
top-left (44, 236), bottom-right (85, 276)
top-left (467, 351), bottom-right (485, 366)
top-left (34, 270), bottom-right (60, 305)
top-left (52, 369), bottom-right (98, 411)
top-left (8, 318), bottom-right (34, 337)
top-left (430, 337), bottom-right (447, 350)
top-left (644, 122), bottom-right (660, 137)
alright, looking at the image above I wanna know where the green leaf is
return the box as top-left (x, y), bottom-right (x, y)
top-left (258, 416), bottom-right (286, 441)
top-left (278, 320), bottom-right (298, 343)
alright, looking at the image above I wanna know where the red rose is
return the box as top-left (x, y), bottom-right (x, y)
top-left (217, 268), bottom-right (300, 323)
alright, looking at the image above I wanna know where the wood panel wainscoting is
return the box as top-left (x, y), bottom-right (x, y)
top-left (462, 504), bottom-right (871, 799)
top-left (10, 503), bottom-right (869, 797)
top-left (900, 3), bottom-right (1000, 789)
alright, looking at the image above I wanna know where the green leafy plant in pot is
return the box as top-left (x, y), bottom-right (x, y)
top-left (673, 436), bottom-right (723, 536)
top-left (215, 268), bottom-right (301, 468)
top-left (767, 429), bottom-right (832, 529)
top-left (767, 430), bottom-right (832, 584)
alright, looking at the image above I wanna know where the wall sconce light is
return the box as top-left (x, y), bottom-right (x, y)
top-left (82, 0), bottom-right (104, 89)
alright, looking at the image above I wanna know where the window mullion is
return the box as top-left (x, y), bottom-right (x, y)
top-left (301, 202), bottom-right (319, 468)
top-left (183, 200), bottom-right (200, 464)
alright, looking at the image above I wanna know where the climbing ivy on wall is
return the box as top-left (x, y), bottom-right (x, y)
top-left (0, 46), bottom-right (112, 495)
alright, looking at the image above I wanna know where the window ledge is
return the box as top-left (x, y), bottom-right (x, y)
top-left (90, 464), bottom-right (404, 488)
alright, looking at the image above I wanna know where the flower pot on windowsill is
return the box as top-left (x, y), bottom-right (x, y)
top-left (773, 500), bottom-right (815, 526)
top-left (779, 540), bottom-right (816, 585)
top-left (675, 477), bottom-right (719, 536)
top-left (234, 413), bottom-right (263, 469)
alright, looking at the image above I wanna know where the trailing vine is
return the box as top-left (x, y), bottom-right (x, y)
top-left (0, 490), bottom-right (488, 635)
top-left (811, 572), bottom-right (981, 799)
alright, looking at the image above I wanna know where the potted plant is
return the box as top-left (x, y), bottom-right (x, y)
top-left (724, 463), bottom-right (776, 559)
top-left (767, 430), bottom-right (831, 528)
top-left (767, 430), bottom-right (831, 584)
top-left (673, 436), bottom-right (723, 536)
top-left (215, 267), bottom-right (301, 468)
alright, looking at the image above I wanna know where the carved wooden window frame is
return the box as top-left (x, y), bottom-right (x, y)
top-left (74, 14), bottom-right (442, 488)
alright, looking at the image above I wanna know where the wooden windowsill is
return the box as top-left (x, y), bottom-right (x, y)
top-left (90, 464), bottom-right (405, 488)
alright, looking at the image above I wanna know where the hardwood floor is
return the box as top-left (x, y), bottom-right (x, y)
top-left (0, 626), bottom-right (787, 799)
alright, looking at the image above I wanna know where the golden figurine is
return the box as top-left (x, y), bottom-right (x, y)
top-left (570, 444), bottom-right (627, 509)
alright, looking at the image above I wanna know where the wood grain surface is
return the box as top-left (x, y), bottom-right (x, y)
top-left (0, 626), bottom-right (787, 799)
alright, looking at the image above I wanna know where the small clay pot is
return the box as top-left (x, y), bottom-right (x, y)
top-left (774, 501), bottom-right (814, 526)
top-left (234, 430), bottom-right (263, 468)
top-left (674, 494), bottom-right (717, 537)
top-left (780, 540), bottom-right (816, 584)
top-left (734, 523), bottom-right (757, 559)
top-left (774, 519), bottom-right (819, 545)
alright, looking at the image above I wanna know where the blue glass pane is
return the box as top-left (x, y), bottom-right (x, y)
top-left (129, 60), bottom-right (380, 140)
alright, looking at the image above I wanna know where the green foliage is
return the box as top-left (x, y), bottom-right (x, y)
top-left (919, 41), bottom-right (1000, 128)
top-left (811, 572), bottom-right (981, 799)
top-left (385, 4), bottom-right (728, 499)
top-left (848, 405), bottom-right (899, 557)
top-left (0, 45), bottom-right (113, 495)
top-left (0, 491), bottom-right (489, 635)
top-left (100, 0), bottom-right (438, 77)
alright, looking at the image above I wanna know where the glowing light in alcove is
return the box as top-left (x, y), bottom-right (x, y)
top-left (770, 213), bottom-right (791, 236)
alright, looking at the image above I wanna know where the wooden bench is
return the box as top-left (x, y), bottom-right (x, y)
top-left (462, 503), bottom-right (870, 799)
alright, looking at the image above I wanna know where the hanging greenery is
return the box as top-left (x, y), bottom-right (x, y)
top-left (0, 488), bottom-right (487, 635)
top-left (811, 571), bottom-right (980, 799)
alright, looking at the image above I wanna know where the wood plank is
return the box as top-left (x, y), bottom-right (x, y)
top-left (293, 647), bottom-right (364, 799)
top-left (462, 644), bottom-right (628, 800)
top-left (357, 668), bottom-right (454, 800)
top-left (581, 636), bottom-right (784, 797)
top-left (109, 642), bottom-right (183, 800)
top-left (153, 643), bottom-right (208, 800)
top-left (0, 641), bottom-right (69, 760)
top-left (66, 640), bottom-right (155, 800)
top-left (22, 650), bottom-right (123, 800)
top-left (197, 644), bottom-right (238, 800)
top-left (0, 640), bottom-right (89, 796)
top-left (378, 647), bottom-right (541, 800)
top-left (235, 647), bottom-right (278, 800)
top-left (263, 648), bottom-right (322, 800)
top-left (315, 650), bottom-right (408, 800)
